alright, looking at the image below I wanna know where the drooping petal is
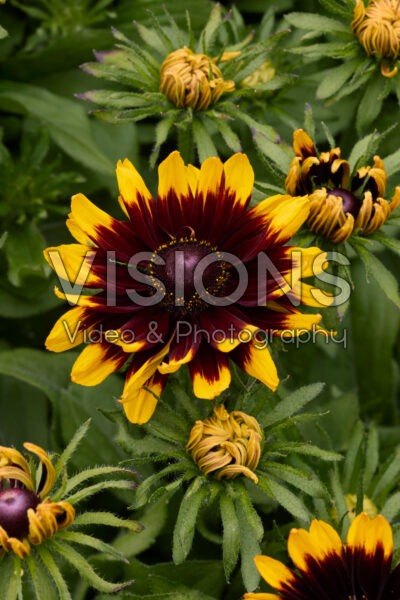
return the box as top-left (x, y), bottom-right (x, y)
top-left (293, 129), bottom-right (317, 159)
top-left (71, 342), bottom-right (128, 386)
top-left (122, 372), bottom-right (167, 425)
top-left (158, 317), bottom-right (201, 374)
top-left (231, 339), bottom-right (279, 391)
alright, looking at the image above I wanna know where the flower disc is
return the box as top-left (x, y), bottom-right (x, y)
top-left (0, 488), bottom-right (39, 538)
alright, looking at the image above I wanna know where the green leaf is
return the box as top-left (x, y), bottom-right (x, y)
top-left (342, 421), bottom-right (364, 491)
top-left (0, 82), bottom-right (113, 174)
top-left (151, 114), bottom-right (178, 168)
top-left (54, 419), bottom-right (91, 480)
top-left (113, 501), bottom-right (168, 558)
top-left (354, 242), bottom-right (400, 310)
top-left (173, 478), bottom-right (208, 564)
top-left (235, 499), bottom-right (261, 592)
top-left (26, 553), bottom-right (57, 600)
top-left (37, 545), bottom-right (72, 600)
top-left (364, 424), bottom-right (379, 491)
top-left (261, 383), bottom-right (325, 428)
top-left (4, 554), bottom-right (21, 600)
top-left (197, 3), bottom-right (222, 53)
top-left (252, 130), bottom-right (292, 174)
top-left (234, 480), bottom-right (263, 541)
top-left (264, 462), bottom-right (328, 498)
top-left (304, 104), bottom-right (315, 141)
top-left (381, 492), bottom-right (400, 521)
top-left (348, 132), bottom-right (379, 173)
top-left (0, 24), bottom-right (8, 39)
top-left (257, 474), bottom-right (310, 522)
top-left (63, 465), bottom-right (135, 495)
top-left (220, 493), bottom-right (240, 581)
top-left (66, 479), bottom-right (136, 505)
top-left (192, 119), bottom-right (218, 163)
top-left (356, 75), bottom-right (388, 133)
top-left (316, 59), bottom-right (360, 100)
top-left (50, 539), bottom-right (133, 593)
top-left (208, 115), bottom-right (241, 153)
top-left (57, 530), bottom-right (128, 563)
top-left (285, 12), bottom-right (351, 34)
top-left (330, 468), bottom-right (350, 537)
top-left (136, 463), bottom-right (191, 509)
top-left (372, 448), bottom-right (400, 501)
top-left (383, 148), bottom-right (400, 177)
top-left (74, 511), bottom-right (142, 533)
top-left (4, 222), bottom-right (47, 287)
top-left (371, 233), bottom-right (400, 255)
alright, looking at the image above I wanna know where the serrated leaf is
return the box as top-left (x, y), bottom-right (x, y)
top-left (316, 59), bottom-right (360, 100)
top-left (193, 118), bottom-right (218, 162)
top-left (264, 462), bottom-right (328, 498)
top-left (173, 478), bottom-right (208, 564)
top-left (285, 12), bottom-right (351, 34)
top-left (261, 383), bottom-right (325, 428)
top-left (26, 553), bottom-right (57, 600)
top-left (257, 474), bottom-right (310, 522)
top-left (235, 499), bottom-right (261, 592)
top-left (220, 493), bottom-right (240, 581)
top-left (57, 530), bottom-right (129, 563)
top-left (342, 421), bottom-right (364, 491)
top-left (37, 545), bottom-right (72, 600)
top-left (54, 419), bottom-right (91, 480)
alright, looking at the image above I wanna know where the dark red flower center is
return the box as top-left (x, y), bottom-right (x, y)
top-left (0, 488), bottom-right (39, 538)
top-left (149, 237), bottom-right (230, 313)
top-left (329, 188), bottom-right (361, 218)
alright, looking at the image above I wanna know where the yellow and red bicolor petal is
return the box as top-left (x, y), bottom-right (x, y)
top-left (286, 282), bottom-right (334, 309)
top-left (231, 339), bottom-right (279, 391)
top-left (70, 193), bottom-right (143, 258)
top-left (44, 244), bottom-right (101, 288)
top-left (246, 306), bottom-right (323, 336)
top-left (254, 555), bottom-right (297, 591)
top-left (121, 371), bottom-right (167, 425)
top-left (71, 342), bottom-right (128, 386)
top-left (347, 512), bottom-right (393, 562)
top-left (157, 151), bottom-right (198, 236)
top-left (112, 307), bottom-right (171, 353)
top-left (116, 158), bottom-right (163, 248)
top-left (158, 318), bottom-right (201, 374)
top-left (188, 343), bottom-right (231, 399)
top-left (288, 520), bottom-right (343, 573)
top-left (223, 153), bottom-right (254, 213)
top-left (199, 306), bottom-right (257, 353)
top-left (293, 129), bottom-right (316, 159)
top-left (222, 195), bottom-right (309, 261)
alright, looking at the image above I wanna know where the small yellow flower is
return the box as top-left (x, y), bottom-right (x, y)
top-left (187, 405), bottom-right (262, 483)
top-left (159, 46), bottom-right (238, 110)
top-left (241, 61), bottom-right (276, 88)
top-left (0, 444), bottom-right (75, 559)
top-left (285, 129), bottom-right (400, 243)
top-left (352, 0), bottom-right (400, 77)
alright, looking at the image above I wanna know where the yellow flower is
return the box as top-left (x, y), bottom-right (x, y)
top-left (352, 0), bottom-right (400, 76)
top-left (187, 405), bottom-right (262, 483)
top-left (44, 151), bottom-right (330, 425)
top-left (244, 513), bottom-right (400, 599)
top-left (0, 444), bottom-right (75, 559)
top-left (285, 129), bottom-right (400, 243)
top-left (159, 46), bottom-right (238, 110)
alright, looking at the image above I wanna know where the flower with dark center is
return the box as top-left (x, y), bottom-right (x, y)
top-left (285, 129), bottom-right (400, 244)
top-left (244, 512), bottom-right (400, 600)
top-left (44, 151), bottom-right (331, 425)
top-left (352, 0), bottom-right (400, 77)
top-left (159, 47), bottom-right (238, 110)
top-left (187, 405), bottom-right (262, 483)
top-left (0, 444), bottom-right (75, 558)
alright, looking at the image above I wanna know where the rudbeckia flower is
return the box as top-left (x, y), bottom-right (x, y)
top-left (285, 129), bottom-right (400, 243)
top-left (0, 443), bottom-right (74, 558)
top-left (244, 512), bottom-right (400, 600)
top-left (44, 151), bottom-right (330, 424)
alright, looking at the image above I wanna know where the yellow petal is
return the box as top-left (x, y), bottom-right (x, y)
top-left (347, 512), bottom-right (393, 560)
top-left (235, 341), bottom-right (279, 391)
top-left (66, 214), bottom-right (91, 245)
top-left (192, 361), bottom-right (231, 400)
top-left (121, 373), bottom-right (164, 425)
top-left (23, 443), bottom-right (55, 498)
top-left (223, 153), bottom-right (254, 208)
top-left (293, 129), bottom-right (316, 158)
top-left (197, 156), bottom-right (224, 203)
top-left (45, 307), bottom-right (88, 352)
top-left (243, 595), bottom-right (281, 600)
top-left (44, 244), bottom-right (99, 287)
top-left (250, 195), bottom-right (309, 245)
top-left (71, 343), bottom-right (124, 386)
top-left (116, 158), bottom-right (153, 212)
top-left (70, 193), bottom-right (115, 243)
top-left (158, 150), bottom-right (193, 203)
top-left (254, 555), bottom-right (296, 591)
